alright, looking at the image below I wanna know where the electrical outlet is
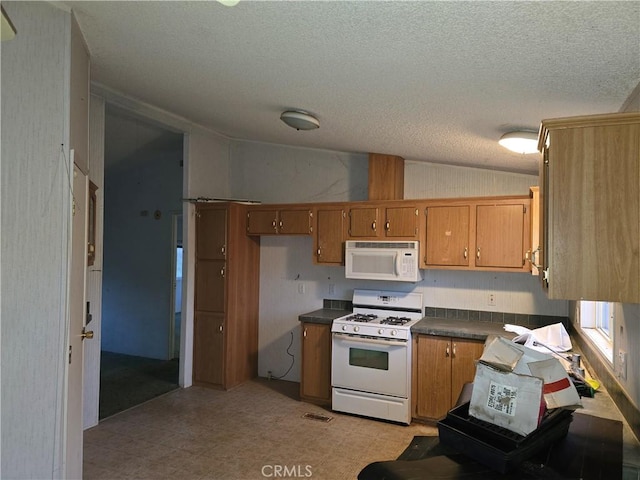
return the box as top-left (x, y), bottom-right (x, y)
top-left (618, 350), bottom-right (627, 380)
top-left (298, 283), bottom-right (305, 294)
top-left (488, 293), bottom-right (496, 306)
top-left (328, 283), bottom-right (335, 295)
top-left (267, 370), bottom-right (273, 380)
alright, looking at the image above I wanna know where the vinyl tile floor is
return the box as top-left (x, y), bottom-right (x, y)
top-left (83, 378), bottom-right (438, 480)
top-left (84, 377), bottom-right (640, 480)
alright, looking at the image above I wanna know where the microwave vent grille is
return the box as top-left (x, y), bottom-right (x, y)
top-left (350, 241), bottom-right (417, 249)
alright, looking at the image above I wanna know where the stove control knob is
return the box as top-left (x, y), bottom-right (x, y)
top-left (342, 325), bottom-right (347, 331)
top-left (391, 330), bottom-right (397, 336)
top-left (378, 329), bottom-right (384, 335)
top-left (354, 326), bottom-right (360, 333)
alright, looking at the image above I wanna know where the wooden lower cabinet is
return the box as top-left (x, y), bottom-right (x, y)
top-left (193, 312), bottom-right (225, 386)
top-left (300, 322), bottom-right (332, 405)
top-left (413, 334), bottom-right (484, 420)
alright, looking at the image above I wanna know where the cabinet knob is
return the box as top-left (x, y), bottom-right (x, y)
top-left (463, 247), bottom-right (468, 259)
top-left (476, 247), bottom-right (481, 259)
top-left (445, 343), bottom-right (450, 357)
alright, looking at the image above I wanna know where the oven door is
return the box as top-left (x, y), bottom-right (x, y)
top-left (331, 333), bottom-right (409, 398)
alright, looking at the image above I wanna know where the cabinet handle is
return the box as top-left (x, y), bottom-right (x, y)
top-left (445, 343), bottom-right (450, 357)
top-left (272, 220), bottom-right (277, 230)
top-left (220, 267), bottom-right (225, 278)
top-left (452, 343), bottom-right (457, 357)
top-left (303, 328), bottom-right (307, 338)
top-left (221, 245), bottom-right (226, 256)
top-left (476, 247), bottom-right (481, 259)
top-left (372, 221), bottom-right (376, 231)
top-left (279, 220), bottom-right (283, 229)
top-left (385, 221), bottom-right (390, 231)
top-left (317, 248), bottom-right (321, 256)
top-left (463, 247), bottom-right (468, 259)
top-left (219, 325), bottom-right (224, 333)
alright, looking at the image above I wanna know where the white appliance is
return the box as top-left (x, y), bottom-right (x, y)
top-left (331, 289), bottom-right (424, 424)
top-left (344, 241), bottom-right (422, 282)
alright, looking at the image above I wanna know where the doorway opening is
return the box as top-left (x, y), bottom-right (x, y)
top-left (98, 105), bottom-right (183, 419)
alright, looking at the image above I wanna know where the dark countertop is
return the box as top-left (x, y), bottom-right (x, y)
top-left (298, 308), bottom-right (351, 325)
top-left (299, 309), bottom-right (516, 341)
top-left (411, 317), bottom-right (517, 341)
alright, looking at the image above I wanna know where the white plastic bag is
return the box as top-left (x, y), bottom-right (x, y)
top-left (504, 322), bottom-right (572, 354)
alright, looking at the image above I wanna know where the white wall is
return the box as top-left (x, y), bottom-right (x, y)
top-left (225, 141), bottom-right (568, 382)
top-left (0, 3), bottom-right (72, 478)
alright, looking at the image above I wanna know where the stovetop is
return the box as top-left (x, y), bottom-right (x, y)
top-left (330, 289), bottom-right (424, 340)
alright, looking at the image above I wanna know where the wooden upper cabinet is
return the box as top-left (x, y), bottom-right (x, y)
top-left (475, 204), bottom-right (527, 269)
top-left (315, 207), bottom-right (345, 265)
top-left (279, 209), bottom-right (313, 235)
top-left (247, 209), bottom-right (278, 235)
top-left (539, 112), bottom-right (640, 303)
top-left (384, 206), bottom-right (419, 238)
top-left (197, 207), bottom-right (228, 260)
top-left (368, 153), bottom-right (404, 200)
top-left (348, 206), bottom-right (380, 237)
top-left (246, 208), bottom-right (311, 235)
top-left (425, 205), bottom-right (470, 266)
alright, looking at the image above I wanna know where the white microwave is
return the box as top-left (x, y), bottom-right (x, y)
top-left (345, 241), bottom-right (422, 282)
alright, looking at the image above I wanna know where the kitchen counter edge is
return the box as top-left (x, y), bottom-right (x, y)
top-left (298, 309), bottom-right (352, 325)
top-left (411, 317), bottom-right (516, 341)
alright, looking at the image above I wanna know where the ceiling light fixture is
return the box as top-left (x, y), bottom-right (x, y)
top-left (280, 110), bottom-right (320, 131)
top-left (498, 131), bottom-right (539, 154)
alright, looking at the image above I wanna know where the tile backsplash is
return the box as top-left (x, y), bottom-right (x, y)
top-left (424, 306), bottom-right (569, 328)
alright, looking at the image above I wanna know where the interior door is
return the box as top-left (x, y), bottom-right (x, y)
top-left (66, 164), bottom-right (89, 478)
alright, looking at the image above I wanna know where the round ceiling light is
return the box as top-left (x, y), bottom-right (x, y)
top-left (498, 131), bottom-right (539, 154)
top-left (280, 110), bottom-right (320, 131)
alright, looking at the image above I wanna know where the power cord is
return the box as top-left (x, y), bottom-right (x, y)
top-left (268, 331), bottom-right (295, 380)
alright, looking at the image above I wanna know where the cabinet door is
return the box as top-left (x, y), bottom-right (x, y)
top-left (348, 207), bottom-right (379, 237)
top-left (195, 260), bottom-right (226, 313)
top-left (197, 207), bottom-right (227, 260)
top-left (450, 338), bottom-right (484, 406)
top-left (279, 209), bottom-right (312, 235)
top-left (315, 208), bottom-right (344, 265)
top-left (415, 335), bottom-right (452, 420)
top-left (546, 120), bottom-right (639, 302)
top-left (247, 209), bottom-right (278, 235)
top-left (425, 206), bottom-right (470, 266)
top-left (476, 204), bottom-right (525, 268)
top-left (193, 312), bottom-right (224, 387)
top-left (300, 323), bottom-right (332, 404)
top-left (384, 206), bottom-right (418, 238)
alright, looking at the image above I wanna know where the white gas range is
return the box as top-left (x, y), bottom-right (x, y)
top-left (331, 289), bottom-right (424, 425)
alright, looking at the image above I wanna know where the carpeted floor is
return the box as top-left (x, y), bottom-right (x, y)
top-left (99, 351), bottom-right (179, 419)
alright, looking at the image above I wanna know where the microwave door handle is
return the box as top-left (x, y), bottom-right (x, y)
top-left (394, 252), bottom-right (400, 276)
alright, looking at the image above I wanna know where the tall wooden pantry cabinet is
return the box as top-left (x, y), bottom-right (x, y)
top-left (193, 202), bottom-right (260, 389)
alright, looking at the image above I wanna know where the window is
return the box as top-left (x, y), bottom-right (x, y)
top-left (580, 301), bottom-right (614, 363)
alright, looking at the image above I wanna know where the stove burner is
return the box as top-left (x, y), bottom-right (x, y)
top-left (380, 316), bottom-right (411, 326)
top-left (346, 314), bottom-right (378, 323)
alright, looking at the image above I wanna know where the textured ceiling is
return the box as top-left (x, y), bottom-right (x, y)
top-left (67, 1), bottom-right (640, 174)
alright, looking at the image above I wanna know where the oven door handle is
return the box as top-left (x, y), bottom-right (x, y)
top-left (333, 332), bottom-right (408, 347)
